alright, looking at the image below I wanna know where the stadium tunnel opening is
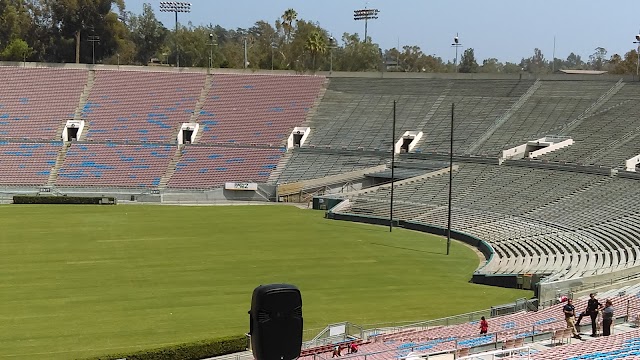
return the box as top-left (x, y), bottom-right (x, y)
top-left (67, 127), bottom-right (79, 141)
top-left (293, 131), bottom-right (303, 147)
top-left (182, 129), bottom-right (194, 144)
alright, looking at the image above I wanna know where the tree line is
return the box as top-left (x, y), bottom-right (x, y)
top-left (1, 0), bottom-right (638, 74)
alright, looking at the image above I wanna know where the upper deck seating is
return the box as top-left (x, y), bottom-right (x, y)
top-left (82, 70), bottom-right (206, 142)
top-left (0, 67), bottom-right (87, 140)
top-left (197, 74), bottom-right (325, 146)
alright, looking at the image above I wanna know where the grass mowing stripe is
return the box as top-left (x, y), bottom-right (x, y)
top-left (0, 205), bottom-right (530, 359)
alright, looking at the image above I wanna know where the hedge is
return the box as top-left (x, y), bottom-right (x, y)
top-left (13, 195), bottom-right (116, 205)
top-left (83, 334), bottom-right (248, 360)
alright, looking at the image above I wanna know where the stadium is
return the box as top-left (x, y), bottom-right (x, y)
top-left (1, 62), bottom-right (640, 360)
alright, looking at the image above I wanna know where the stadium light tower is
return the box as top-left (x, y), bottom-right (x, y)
top-left (353, 8), bottom-right (379, 42)
top-left (634, 33), bottom-right (640, 77)
top-left (328, 36), bottom-right (337, 73)
top-left (451, 33), bottom-right (463, 73)
top-left (159, 1), bottom-right (191, 68)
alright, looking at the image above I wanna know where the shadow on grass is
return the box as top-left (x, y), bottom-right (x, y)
top-left (369, 242), bottom-right (446, 255)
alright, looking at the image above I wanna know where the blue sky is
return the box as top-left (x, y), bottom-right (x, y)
top-left (124, 0), bottom-right (640, 64)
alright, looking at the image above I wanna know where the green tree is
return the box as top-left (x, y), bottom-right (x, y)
top-left (588, 47), bottom-right (607, 70)
top-left (503, 62), bottom-right (522, 74)
top-left (480, 58), bottom-right (503, 73)
top-left (0, 0), bottom-right (33, 46)
top-left (566, 52), bottom-right (584, 69)
top-left (521, 48), bottom-right (547, 74)
top-left (335, 32), bottom-right (380, 71)
top-left (128, 3), bottom-right (168, 65)
top-left (305, 30), bottom-right (326, 71)
top-left (0, 38), bottom-right (33, 61)
top-left (458, 48), bottom-right (479, 73)
top-left (49, 0), bottom-right (126, 63)
top-left (610, 50), bottom-right (637, 74)
top-left (281, 8), bottom-right (297, 43)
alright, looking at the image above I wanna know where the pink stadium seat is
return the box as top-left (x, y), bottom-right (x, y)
top-left (198, 74), bottom-right (325, 146)
top-left (166, 145), bottom-right (285, 188)
top-left (83, 70), bottom-right (205, 142)
top-left (0, 67), bottom-right (86, 140)
top-left (0, 141), bottom-right (61, 185)
top-left (56, 143), bottom-right (173, 188)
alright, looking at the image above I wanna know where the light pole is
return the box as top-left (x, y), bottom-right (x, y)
top-left (271, 41), bottom-right (277, 70)
top-left (451, 33), bottom-right (463, 73)
top-left (88, 35), bottom-right (100, 64)
top-left (244, 37), bottom-right (248, 69)
top-left (328, 36), bottom-right (337, 73)
top-left (353, 8), bottom-right (379, 42)
top-left (159, 1), bottom-right (191, 68)
top-left (208, 33), bottom-right (216, 71)
top-left (634, 34), bottom-right (640, 78)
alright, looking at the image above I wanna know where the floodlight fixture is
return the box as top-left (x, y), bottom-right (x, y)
top-left (353, 8), bottom-right (380, 42)
top-left (328, 36), bottom-right (338, 73)
top-left (159, 1), bottom-right (192, 68)
top-left (451, 33), bottom-right (463, 73)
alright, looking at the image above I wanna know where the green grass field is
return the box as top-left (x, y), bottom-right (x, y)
top-left (0, 204), bottom-right (530, 359)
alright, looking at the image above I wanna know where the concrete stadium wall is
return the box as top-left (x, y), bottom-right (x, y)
top-left (0, 185), bottom-right (276, 205)
top-left (538, 264), bottom-right (640, 303)
top-left (326, 211), bottom-right (495, 278)
top-left (2, 61), bottom-right (637, 82)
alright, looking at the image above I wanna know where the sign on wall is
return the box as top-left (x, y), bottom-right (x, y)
top-left (225, 182), bottom-right (258, 191)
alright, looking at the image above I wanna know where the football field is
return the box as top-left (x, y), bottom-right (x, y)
top-left (0, 204), bottom-right (530, 359)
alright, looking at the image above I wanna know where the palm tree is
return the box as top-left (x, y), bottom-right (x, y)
top-left (305, 31), bottom-right (327, 71)
top-left (281, 8), bottom-right (297, 43)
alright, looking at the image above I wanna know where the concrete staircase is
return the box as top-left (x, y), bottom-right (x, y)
top-left (267, 150), bottom-right (293, 184)
top-left (559, 79), bottom-right (625, 136)
top-left (412, 82), bottom-right (452, 150)
top-left (300, 78), bottom-right (329, 128)
top-left (158, 145), bottom-right (184, 188)
top-left (47, 142), bottom-right (71, 186)
top-left (76, 70), bottom-right (96, 141)
top-left (465, 79), bottom-right (541, 154)
top-left (191, 74), bottom-right (214, 144)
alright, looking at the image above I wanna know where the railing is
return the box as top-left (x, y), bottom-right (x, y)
top-left (308, 323), bottom-right (546, 360)
top-left (302, 322), bottom-right (364, 349)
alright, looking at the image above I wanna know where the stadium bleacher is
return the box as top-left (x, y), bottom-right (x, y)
top-left (301, 285), bottom-right (640, 360)
top-left (0, 67), bottom-right (87, 140)
top-left (197, 73), bottom-right (325, 146)
top-left (0, 141), bottom-right (62, 185)
top-left (166, 145), bottom-right (285, 189)
top-left (83, 70), bottom-right (206, 142)
top-left (0, 65), bottom-right (639, 285)
top-left (56, 143), bottom-right (174, 188)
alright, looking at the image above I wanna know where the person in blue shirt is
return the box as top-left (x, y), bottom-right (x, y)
top-left (602, 299), bottom-right (614, 336)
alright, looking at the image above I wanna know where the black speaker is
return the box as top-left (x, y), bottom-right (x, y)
top-left (249, 284), bottom-right (303, 360)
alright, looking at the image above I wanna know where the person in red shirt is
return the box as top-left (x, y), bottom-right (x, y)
top-left (480, 316), bottom-right (489, 334)
top-left (349, 342), bottom-right (358, 354)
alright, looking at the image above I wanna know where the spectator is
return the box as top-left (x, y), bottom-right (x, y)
top-left (563, 298), bottom-right (582, 339)
top-left (602, 299), bottom-right (614, 336)
top-left (479, 316), bottom-right (489, 334)
top-left (332, 345), bottom-right (341, 358)
top-left (349, 342), bottom-right (358, 354)
top-left (576, 293), bottom-right (602, 337)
